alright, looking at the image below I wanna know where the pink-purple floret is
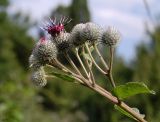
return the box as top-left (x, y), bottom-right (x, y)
top-left (47, 24), bottom-right (64, 36)
top-left (42, 16), bottom-right (71, 37)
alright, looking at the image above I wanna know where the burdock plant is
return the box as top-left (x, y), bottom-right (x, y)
top-left (29, 16), bottom-right (155, 122)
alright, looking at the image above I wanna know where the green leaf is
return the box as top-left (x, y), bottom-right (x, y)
top-left (114, 105), bottom-right (145, 120)
top-left (50, 72), bottom-right (76, 83)
top-left (113, 82), bottom-right (155, 99)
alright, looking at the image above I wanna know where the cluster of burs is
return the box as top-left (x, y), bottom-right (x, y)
top-left (29, 22), bottom-right (121, 87)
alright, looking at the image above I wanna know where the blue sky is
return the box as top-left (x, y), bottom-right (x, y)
top-left (8, 0), bottom-right (160, 62)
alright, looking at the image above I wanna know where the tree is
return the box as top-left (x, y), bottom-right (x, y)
top-left (132, 26), bottom-right (160, 122)
top-left (0, 1), bottom-right (55, 122)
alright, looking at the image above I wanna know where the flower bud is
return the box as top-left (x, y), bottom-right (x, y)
top-left (102, 26), bottom-right (121, 46)
top-left (80, 22), bottom-right (101, 44)
top-left (33, 37), bottom-right (57, 65)
top-left (29, 54), bottom-right (42, 70)
top-left (31, 67), bottom-right (47, 87)
top-left (70, 23), bottom-right (86, 47)
top-left (53, 32), bottom-right (72, 53)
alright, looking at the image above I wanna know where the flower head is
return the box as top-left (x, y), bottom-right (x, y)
top-left (31, 67), bottom-right (47, 87)
top-left (80, 22), bottom-right (101, 44)
top-left (53, 32), bottom-right (72, 53)
top-left (29, 54), bottom-right (42, 70)
top-left (43, 16), bottom-right (72, 37)
top-left (102, 26), bottom-right (121, 46)
top-left (70, 23), bottom-right (86, 47)
top-left (32, 37), bottom-right (57, 65)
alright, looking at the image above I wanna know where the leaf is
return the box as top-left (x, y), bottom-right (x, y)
top-left (114, 105), bottom-right (145, 120)
top-left (50, 72), bottom-right (76, 83)
top-left (113, 82), bottom-right (155, 99)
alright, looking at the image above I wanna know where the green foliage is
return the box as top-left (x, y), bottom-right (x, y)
top-left (0, 11), bottom-right (33, 81)
top-left (131, 26), bottom-right (160, 121)
top-left (0, 81), bottom-right (33, 122)
top-left (113, 82), bottom-right (155, 100)
top-left (0, 0), bottom-right (8, 7)
top-left (50, 71), bottom-right (77, 83)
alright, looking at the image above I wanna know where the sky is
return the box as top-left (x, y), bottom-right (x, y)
top-left (8, 0), bottom-right (160, 62)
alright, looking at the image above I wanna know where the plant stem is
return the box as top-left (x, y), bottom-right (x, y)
top-left (49, 59), bottom-right (81, 80)
top-left (49, 59), bottom-right (147, 122)
top-left (82, 48), bottom-right (95, 85)
top-left (108, 47), bottom-right (116, 88)
top-left (64, 53), bottom-right (82, 76)
top-left (94, 44), bottom-right (109, 71)
top-left (93, 84), bottom-right (147, 122)
top-left (75, 48), bottom-right (89, 79)
top-left (70, 67), bottom-right (146, 122)
top-left (85, 43), bottom-right (107, 75)
top-left (49, 59), bottom-right (86, 85)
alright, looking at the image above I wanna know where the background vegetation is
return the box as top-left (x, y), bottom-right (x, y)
top-left (0, 0), bottom-right (159, 121)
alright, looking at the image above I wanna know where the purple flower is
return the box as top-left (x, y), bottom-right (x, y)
top-left (43, 16), bottom-right (72, 37)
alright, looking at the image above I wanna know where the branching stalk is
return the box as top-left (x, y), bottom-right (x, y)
top-left (73, 74), bottom-right (147, 122)
top-left (82, 48), bottom-right (95, 85)
top-left (48, 59), bottom-right (86, 85)
top-left (47, 54), bottom-right (147, 122)
top-left (64, 53), bottom-right (82, 76)
top-left (75, 48), bottom-right (90, 79)
top-left (85, 43), bottom-right (107, 75)
top-left (89, 84), bottom-right (147, 122)
top-left (94, 44), bottom-right (109, 71)
top-left (108, 47), bottom-right (116, 88)
top-left (70, 73), bottom-right (147, 122)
